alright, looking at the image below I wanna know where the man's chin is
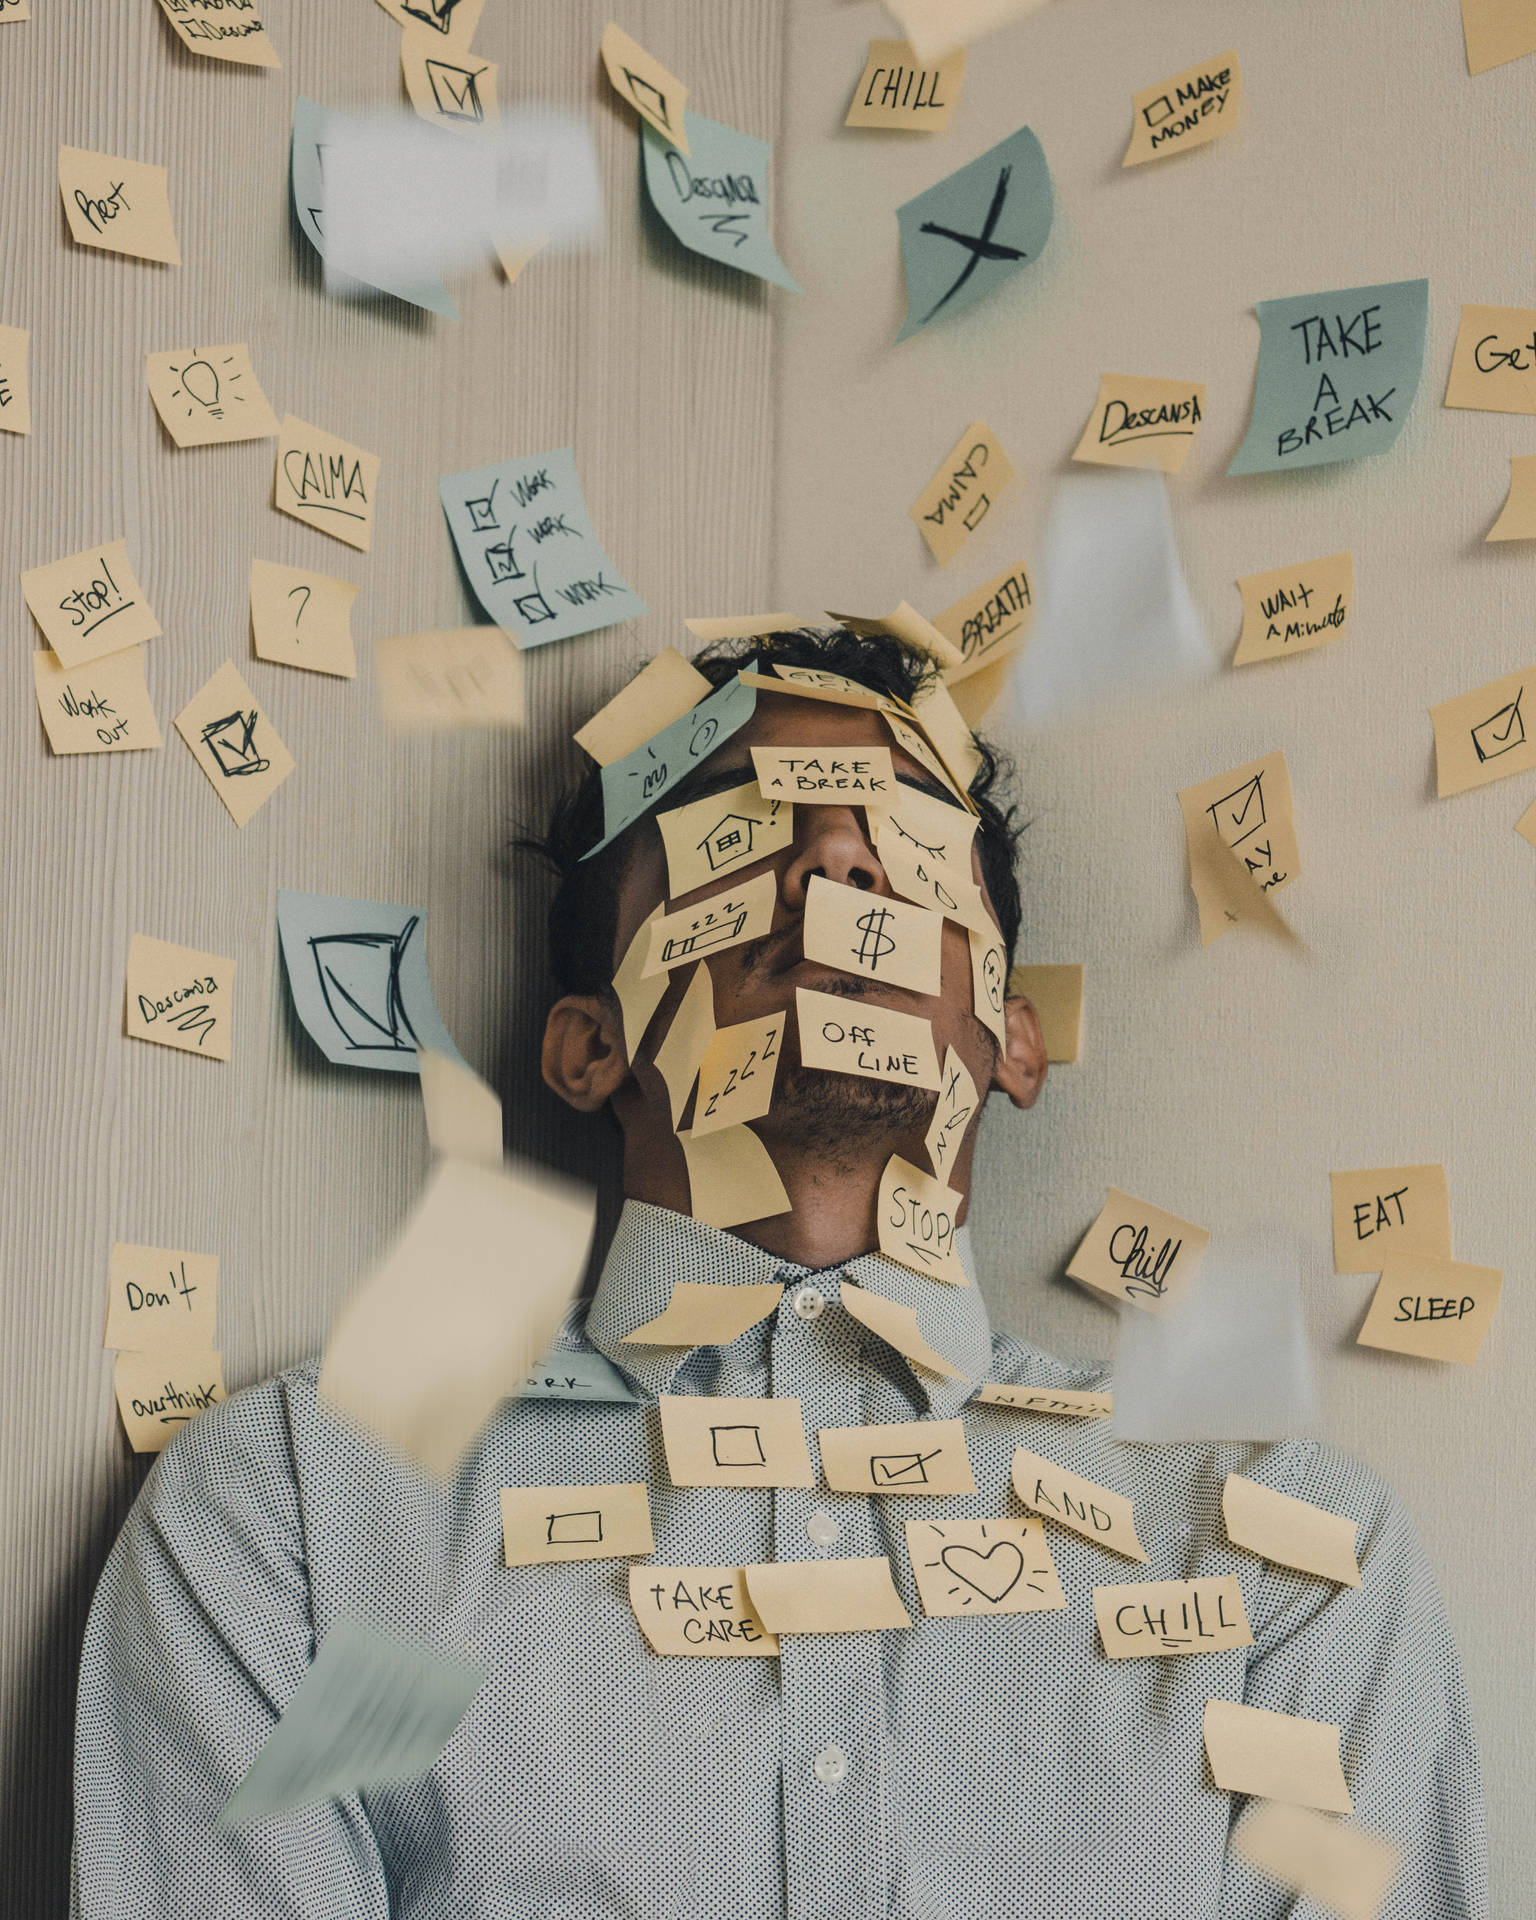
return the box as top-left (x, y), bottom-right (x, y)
top-left (749, 1064), bottom-right (935, 1161)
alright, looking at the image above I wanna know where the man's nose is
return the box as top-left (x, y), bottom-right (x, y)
top-left (778, 806), bottom-right (889, 909)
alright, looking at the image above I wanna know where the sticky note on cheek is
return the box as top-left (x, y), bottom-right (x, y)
top-left (629, 1568), bottom-right (780, 1656)
top-left (657, 782), bottom-right (791, 897)
top-left (795, 987), bottom-right (941, 1090)
top-left (1329, 1164), bottom-right (1451, 1272)
top-left (643, 870), bottom-right (777, 977)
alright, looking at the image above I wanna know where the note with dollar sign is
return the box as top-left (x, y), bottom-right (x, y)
top-left (802, 876), bottom-right (943, 995)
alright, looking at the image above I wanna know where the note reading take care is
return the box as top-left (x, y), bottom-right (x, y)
top-left (905, 1517), bottom-right (1063, 1617)
top-left (879, 1156), bottom-right (967, 1286)
top-left (1357, 1251), bottom-right (1503, 1365)
top-left (104, 1242), bottom-right (218, 1351)
top-left (174, 662), bottom-right (294, 826)
top-left (500, 1483), bottom-right (653, 1567)
top-left (34, 648), bottom-right (161, 756)
top-left (795, 988), bottom-right (941, 1090)
top-left (1233, 552), bottom-right (1352, 666)
top-left (819, 1417), bottom-right (975, 1496)
top-left (1011, 1449), bottom-right (1147, 1560)
top-left (640, 111), bottom-right (799, 291)
top-left (629, 1567), bottom-right (779, 1656)
top-left (114, 1350), bottom-right (225, 1453)
top-left (124, 933), bottom-right (235, 1061)
top-left (145, 344), bottom-right (279, 446)
top-left (1071, 375), bottom-right (1207, 474)
top-left (250, 560), bottom-right (357, 677)
top-left (22, 539), bottom-right (161, 668)
top-left (659, 1394), bottom-right (813, 1488)
top-left (910, 422), bottom-right (1015, 565)
top-left (59, 146), bottom-right (181, 264)
top-left (1067, 1186), bottom-right (1210, 1315)
top-left (1330, 1164), bottom-right (1451, 1272)
top-left (1222, 1473), bottom-right (1362, 1586)
top-left (845, 38), bottom-right (964, 131)
top-left (1093, 1577), bottom-right (1252, 1658)
top-left (745, 1558), bottom-right (911, 1633)
top-left (600, 21), bottom-right (688, 150)
top-left (274, 415), bottom-right (378, 551)
top-left (896, 125), bottom-right (1053, 341)
top-left (154, 0), bottom-right (281, 67)
top-left (1431, 663), bottom-right (1536, 794)
top-left (0, 324), bottom-right (31, 434)
top-left (1202, 1700), bottom-right (1353, 1815)
top-left (1122, 51), bottom-right (1241, 166)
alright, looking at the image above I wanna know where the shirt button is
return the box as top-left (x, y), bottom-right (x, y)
top-left (814, 1743), bottom-right (849, 1787)
top-left (806, 1511), bottom-right (839, 1547)
top-left (793, 1286), bottom-right (826, 1321)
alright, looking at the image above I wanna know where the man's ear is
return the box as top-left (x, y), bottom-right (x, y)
top-left (990, 993), bottom-right (1047, 1110)
top-left (542, 995), bottom-right (630, 1112)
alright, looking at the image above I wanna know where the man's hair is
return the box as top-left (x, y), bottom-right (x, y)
top-left (525, 626), bottom-right (1025, 998)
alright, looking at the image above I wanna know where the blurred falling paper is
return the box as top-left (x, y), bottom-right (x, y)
top-left (319, 108), bottom-right (600, 298)
top-left (1008, 469), bottom-right (1213, 728)
top-left (319, 1156), bottom-right (595, 1477)
top-left (219, 1619), bottom-right (486, 1828)
top-left (1111, 1226), bottom-right (1319, 1443)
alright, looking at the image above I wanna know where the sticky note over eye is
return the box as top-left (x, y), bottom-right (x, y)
top-left (629, 1567), bottom-right (779, 1656)
top-left (114, 1349), bottom-right (225, 1452)
top-left (658, 1393), bottom-right (813, 1488)
top-left (575, 648), bottom-right (711, 765)
top-left (845, 38), bottom-right (964, 132)
top-left (909, 422), bottom-right (1015, 566)
top-left (104, 1242), bottom-right (218, 1351)
top-left (375, 629), bottom-right (527, 731)
top-left (1122, 51), bottom-right (1241, 166)
top-left (1356, 1251), bottom-right (1503, 1365)
top-left (22, 539), bottom-right (161, 668)
top-left (1203, 1700), bottom-right (1352, 1815)
top-left (274, 415), bottom-right (379, 551)
top-left (905, 1516), bottom-right (1063, 1617)
top-left (1067, 1186), bottom-right (1210, 1315)
top-left (691, 1014), bottom-right (782, 1136)
top-left (1222, 1473), bottom-right (1361, 1587)
top-left (752, 745), bottom-right (895, 803)
top-left (819, 1417), bottom-right (975, 1496)
top-left (1071, 375), bottom-right (1207, 474)
top-left (154, 0), bottom-right (282, 67)
top-left (500, 1483), bottom-right (653, 1566)
top-left (879, 1155), bottom-right (967, 1286)
top-left (1233, 552), bottom-right (1352, 666)
top-left (804, 877), bottom-right (943, 996)
top-left (600, 21), bottom-right (689, 150)
top-left (250, 560), bottom-right (358, 677)
top-left (34, 648), bottom-right (162, 756)
top-left (657, 782), bottom-right (791, 897)
top-left (1011, 1448), bottom-right (1147, 1560)
top-left (795, 987), bottom-right (941, 1091)
top-left (124, 934), bottom-right (235, 1061)
top-left (59, 146), bottom-right (181, 265)
top-left (1329, 1164), bottom-right (1451, 1272)
top-left (1430, 663), bottom-right (1536, 795)
top-left (0, 324), bottom-right (31, 434)
top-left (174, 661), bottom-right (295, 826)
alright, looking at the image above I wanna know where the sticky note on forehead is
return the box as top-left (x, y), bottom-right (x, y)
top-left (575, 648), bottom-right (711, 765)
top-left (592, 670), bottom-right (758, 855)
top-left (752, 745), bottom-right (894, 801)
top-left (1329, 1164), bottom-right (1451, 1272)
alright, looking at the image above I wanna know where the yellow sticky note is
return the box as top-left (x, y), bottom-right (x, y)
top-left (22, 538), bottom-right (161, 668)
top-left (692, 1014), bottom-right (782, 1136)
top-left (0, 323), bottom-right (31, 434)
top-left (1177, 750), bottom-right (1299, 944)
top-left (1329, 1164), bottom-right (1451, 1273)
top-left (651, 962), bottom-right (715, 1127)
top-left (677, 1122), bottom-right (791, 1228)
top-left (969, 926), bottom-right (1007, 1050)
top-left (600, 21), bottom-right (689, 152)
top-left (174, 660), bottom-right (295, 826)
top-left (878, 1155), bottom-right (967, 1286)
top-left (124, 933), bottom-right (235, 1061)
top-left (906, 1516), bottom-right (1063, 1617)
top-left (575, 647), bottom-right (711, 765)
top-left (795, 987), bottom-right (941, 1090)
top-left (934, 561), bottom-right (1033, 684)
top-left (273, 415), bottom-right (378, 551)
top-left (873, 803), bottom-right (991, 935)
top-left (1518, 792), bottom-right (1536, 849)
top-left (1444, 305), bottom-right (1536, 413)
top-left (659, 1393), bottom-right (813, 1488)
top-left (745, 1557), bottom-right (912, 1633)
top-left (1071, 374), bottom-right (1207, 474)
top-left (1094, 1577), bottom-right (1252, 1658)
top-left (376, 628), bottom-right (526, 731)
top-left (612, 903), bottom-right (668, 1062)
top-left (1233, 552), bottom-right (1352, 666)
top-left (882, 708), bottom-right (975, 811)
top-left (909, 674), bottom-right (982, 789)
top-left (0, 1), bottom-right (29, 20)
top-left (1011, 1447), bottom-right (1147, 1561)
top-left (145, 344), bottom-right (278, 448)
top-left (1233, 1801), bottom-right (1400, 1920)
top-left (493, 235), bottom-right (545, 284)
top-left (1222, 1474), bottom-right (1361, 1587)
top-left (250, 560), bottom-right (358, 678)
top-left (1357, 1251), bottom-right (1503, 1365)
top-left (818, 1417), bottom-right (975, 1495)
top-left (1461, 0), bottom-right (1536, 75)
top-left (974, 1382), bottom-right (1111, 1418)
top-left (909, 422), bottom-right (1015, 566)
top-left (371, 0), bottom-right (485, 41)
top-left (644, 870), bottom-right (777, 977)
top-left (1486, 455), bottom-right (1536, 540)
top-left (418, 1048), bottom-right (502, 1165)
top-left (59, 147), bottom-right (180, 265)
top-left (626, 1279), bottom-right (782, 1347)
top-left (401, 27), bottom-right (497, 131)
top-left (1203, 1699), bottom-right (1353, 1815)
top-left (33, 648), bottom-right (161, 756)
top-left (104, 1243), bottom-right (218, 1351)
top-left (114, 1349), bottom-right (225, 1452)
top-left (803, 877), bottom-right (943, 996)
top-left (155, 0), bottom-right (281, 67)
top-left (1122, 51), bottom-right (1241, 166)
top-left (684, 613), bottom-right (799, 642)
top-left (657, 781), bottom-right (791, 897)
top-left (840, 1283), bottom-right (965, 1381)
top-left (884, 0), bottom-right (1046, 62)
top-left (1007, 963), bottom-right (1082, 1063)
top-left (1430, 664), bottom-right (1536, 795)
top-left (1067, 1185), bottom-right (1210, 1316)
top-left (500, 1483), bottom-right (653, 1566)
top-left (845, 38), bottom-right (964, 131)
top-left (825, 603), bottom-right (964, 670)
top-left (751, 744), bottom-right (896, 804)
top-left (629, 1566), bottom-right (779, 1655)
top-left (924, 1046), bottom-right (978, 1184)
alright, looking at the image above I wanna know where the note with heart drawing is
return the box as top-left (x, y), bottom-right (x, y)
top-left (903, 1516), bottom-right (1064, 1618)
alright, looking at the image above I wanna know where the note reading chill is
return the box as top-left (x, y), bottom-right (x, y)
top-left (628, 1567), bottom-right (779, 1656)
top-left (34, 648), bottom-right (161, 757)
top-left (174, 662), bottom-right (294, 826)
top-left (145, 344), bottom-right (279, 446)
top-left (1430, 663), bottom-right (1536, 795)
top-left (1122, 51), bottom-right (1241, 166)
top-left (375, 629), bottom-right (527, 733)
top-left (659, 1394), bottom-right (813, 1488)
top-left (905, 1517), bottom-right (1063, 1618)
top-left (795, 987), bottom-right (941, 1090)
top-left (154, 0), bottom-right (281, 67)
top-left (1071, 375), bottom-right (1207, 474)
top-left (1067, 1186), bottom-right (1210, 1315)
top-left (658, 781), bottom-right (791, 897)
top-left (500, 1483), bottom-right (653, 1567)
top-left (22, 539), bottom-right (161, 669)
top-left (1093, 1577), bottom-right (1252, 1658)
top-left (1329, 1164), bottom-right (1452, 1272)
top-left (1233, 552), bottom-right (1352, 666)
top-left (879, 1155), bottom-right (967, 1286)
top-left (1356, 1251), bottom-right (1503, 1365)
top-left (752, 745), bottom-right (894, 802)
top-left (845, 38), bottom-right (964, 132)
top-left (59, 146), bottom-right (181, 265)
top-left (640, 110), bottom-right (799, 291)
top-left (819, 1417), bottom-right (975, 1496)
top-left (250, 560), bottom-right (358, 678)
top-left (274, 415), bottom-right (378, 552)
top-left (104, 1242), bottom-right (218, 1351)
top-left (909, 421), bottom-right (1015, 566)
top-left (1011, 1449), bottom-right (1147, 1560)
top-left (124, 934), bottom-right (235, 1061)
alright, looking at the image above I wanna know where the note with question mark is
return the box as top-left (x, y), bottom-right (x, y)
top-left (250, 559), bottom-right (358, 678)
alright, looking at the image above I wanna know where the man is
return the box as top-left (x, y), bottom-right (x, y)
top-left (75, 628), bottom-right (1486, 1919)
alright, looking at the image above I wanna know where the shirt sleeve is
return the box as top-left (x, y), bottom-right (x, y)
top-left (1217, 1442), bottom-right (1489, 1920)
top-left (71, 1377), bottom-right (391, 1920)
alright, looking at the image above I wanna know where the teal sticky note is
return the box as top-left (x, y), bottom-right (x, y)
top-left (1227, 279), bottom-right (1429, 475)
top-left (220, 1620), bottom-right (485, 1828)
top-left (895, 125), bottom-right (1053, 342)
top-left (588, 669), bottom-right (758, 857)
top-left (276, 889), bottom-right (467, 1074)
top-left (641, 109), bottom-right (800, 291)
top-left (519, 1344), bottom-right (640, 1403)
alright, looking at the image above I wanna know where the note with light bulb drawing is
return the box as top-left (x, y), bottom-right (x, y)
top-left (145, 345), bottom-right (280, 447)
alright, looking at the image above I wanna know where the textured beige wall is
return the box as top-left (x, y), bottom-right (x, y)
top-left (775, 0), bottom-right (1531, 1905)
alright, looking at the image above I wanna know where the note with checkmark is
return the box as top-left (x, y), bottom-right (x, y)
top-left (1176, 750), bottom-right (1299, 945)
top-left (1431, 663), bottom-right (1536, 795)
top-left (818, 1418), bottom-right (975, 1495)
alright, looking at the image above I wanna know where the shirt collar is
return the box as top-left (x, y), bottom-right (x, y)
top-left (584, 1199), bottom-right (994, 1417)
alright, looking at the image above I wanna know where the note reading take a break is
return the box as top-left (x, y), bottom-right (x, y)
top-left (1233, 1801), bottom-right (1400, 1920)
top-left (500, 1483), bottom-right (653, 1567)
top-left (1122, 51), bottom-right (1241, 166)
top-left (576, 648), bottom-right (710, 765)
top-left (643, 870), bottom-right (776, 977)
top-left (905, 1517), bottom-right (1063, 1618)
top-left (803, 877), bottom-right (943, 997)
top-left (104, 1242), bottom-right (218, 1351)
top-left (1067, 1186), bottom-right (1210, 1315)
top-left (629, 1567), bottom-right (779, 1656)
top-left (174, 661), bottom-right (295, 826)
top-left (0, 324), bottom-right (31, 434)
top-left (124, 933), bottom-right (235, 1061)
top-left (1072, 375), bottom-right (1207, 475)
top-left (274, 416), bottom-right (378, 552)
top-left (600, 21), bottom-right (689, 151)
top-left (691, 1014), bottom-right (783, 1136)
top-left (1177, 749), bottom-right (1299, 945)
top-left (840, 1284), bottom-right (965, 1381)
top-left (845, 38), bottom-right (964, 132)
top-left (250, 560), bottom-right (358, 678)
top-left (1233, 552), bottom-right (1352, 666)
top-left (59, 146), bottom-right (181, 264)
top-left (34, 648), bottom-right (161, 757)
top-left (657, 782), bottom-right (791, 898)
top-left (879, 1155), bottom-right (967, 1286)
top-left (114, 1349), bottom-right (225, 1453)
top-left (795, 987), bottom-right (942, 1090)
top-left (22, 539), bottom-right (161, 669)
top-left (1444, 304), bottom-right (1536, 413)
top-left (1094, 1577), bottom-right (1252, 1658)
top-left (155, 0), bottom-right (281, 67)
top-left (1008, 963), bottom-right (1083, 1063)
top-left (1222, 1473), bottom-right (1362, 1587)
top-left (659, 1394), bottom-right (813, 1489)
top-left (752, 745), bottom-right (894, 804)
top-left (1431, 663), bottom-right (1536, 795)
top-left (745, 1558), bottom-right (911, 1633)
top-left (1330, 1164), bottom-right (1452, 1272)
top-left (1357, 1251), bottom-right (1503, 1364)
top-left (910, 422), bottom-right (1015, 566)
top-left (974, 1382), bottom-right (1111, 1417)
top-left (678, 1122), bottom-right (791, 1228)
top-left (625, 1280), bottom-right (783, 1348)
top-left (651, 963), bottom-right (715, 1128)
top-left (819, 1417), bottom-right (975, 1496)
top-left (924, 1046), bottom-right (978, 1183)
top-left (1011, 1449), bottom-right (1147, 1560)
top-left (145, 344), bottom-right (279, 447)
top-left (1203, 1699), bottom-right (1353, 1814)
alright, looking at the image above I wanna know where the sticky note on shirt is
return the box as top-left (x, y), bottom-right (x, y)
top-left (659, 1393), bottom-right (813, 1488)
top-left (1232, 1801), bottom-right (1400, 1920)
top-left (576, 648), bottom-right (711, 766)
top-left (1072, 375), bottom-right (1207, 474)
top-left (1356, 1251), bottom-right (1502, 1364)
top-left (644, 870), bottom-right (777, 977)
top-left (680, 1117), bottom-right (784, 1227)
top-left (1177, 749), bottom-right (1299, 945)
top-left (745, 1557), bottom-right (911, 1633)
top-left (846, 38), bottom-right (963, 131)
top-left (1203, 1699), bottom-right (1353, 1815)
top-left (906, 1516), bottom-right (1063, 1617)
top-left (104, 1242), bottom-right (218, 1350)
top-left (0, 324), bottom-right (31, 434)
top-left (1330, 1164), bottom-right (1451, 1272)
top-left (155, 0), bottom-right (281, 67)
top-left (795, 987), bottom-right (941, 1090)
top-left (841, 1283), bottom-right (965, 1380)
top-left (600, 21), bottom-right (688, 150)
top-left (752, 745), bottom-right (894, 804)
top-left (640, 111), bottom-right (799, 292)
top-left (878, 1155), bottom-right (967, 1286)
top-left (114, 1349), bottom-right (225, 1452)
top-left (924, 1047), bottom-right (978, 1184)
top-left (250, 560), bottom-right (358, 678)
top-left (804, 877), bottom-right (942, 997)
top-left (501, 1482), bottom-right (653, 1566)
top-left (59, 146), bottom-right (180, 264)
top-left (974, 1382), bottom-right (1111, 1417)
top-left (819, 1417), bottom-right (974, 1495)
top-left (34, 647), bottom-right (161, 756)
top-left (22, 538), bottom-right (161, 668)
top-left (1067, 1186), bottom-right (1210, 1315)
top-left (1487, 456), bottom-right (1536, 540)
top-left (1233, 552), bottom-right (1352, 666)
top-left (1007, 963), bottom-right (1082, 1063)
top-left (418, 1048), bottom-right (502, 1166)
top-left (1444, 304), bottom-right (1536, 413)
top-left (909, 422), bottom-right (1015, 566)
top-left (274, 415), bottom-right (378, 551)
top-left (691, 1014), bottom-right (782, 1135)
top-left (1122, 51), bottom-right (1240, 166)
top-left (174, 661), bottom-right (295, 826)
top-left (1094, 1577), bottom-right (1252, 1657)
top-left (375, 628), bottom-right (526, 731)
top-left (626, 1279), bottom-right (782, 1347)
top-left (401, 28), bottom-right (498, 132)
top-left (629, 1566), bottom-right (780, 1655)
top-left (1431, 663), bottom-right (1536, 794)
top-left (1222, 1474), bottom-right (1361, 1587)
top-left (124, 933), bottom-right (235, 1060)
top-left (145, 344), bottom-right (279, 446)
top-left (658, 782), bottom-right (791, 897)
top-left (1011, 1448), bottom-right (1147, 1560)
